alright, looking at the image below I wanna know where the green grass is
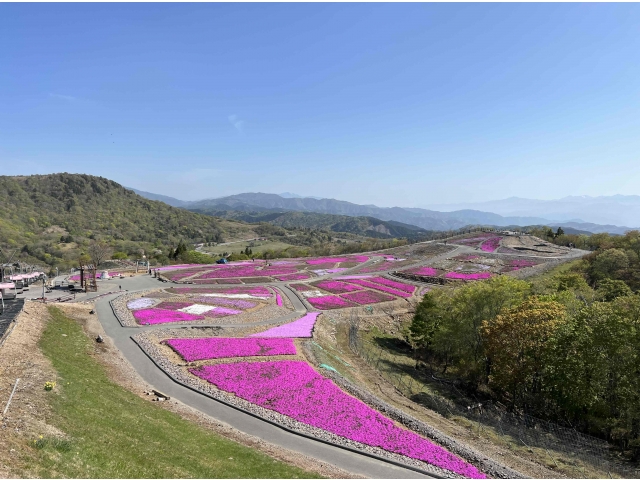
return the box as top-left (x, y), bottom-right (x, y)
top-left (30, 306), bottom-right (321, 478)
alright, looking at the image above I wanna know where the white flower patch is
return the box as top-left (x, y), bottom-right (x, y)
top-left (199, 293), bottom-right (268, 300)
top-left (312, 270), bottom-right (329, 276)
top-left (127, 298), bottom-right (157, 310)
top-left (301, 290), bottom-right (328, 298)
top-left (177, 304), bottom-right (216, 315)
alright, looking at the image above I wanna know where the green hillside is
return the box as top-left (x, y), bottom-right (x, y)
top-left (189, 208), bottom-right (432, 239)
top-left (0, 174), bottom-right (243, 270)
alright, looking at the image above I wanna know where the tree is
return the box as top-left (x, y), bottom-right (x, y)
top-left (555, 227), bottom-right (565, 238)
top-left (481, 297), bottom-right (566, 409)
top-left (591, 248), bottom-right (629, 280)
top-left (87, 240), bottom-right (113, 267)
top-left (596, 278), bottom-right (632, 302)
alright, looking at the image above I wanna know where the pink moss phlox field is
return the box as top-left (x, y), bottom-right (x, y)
top-left (173, 286), bottom-right (271, 296)
top-left (157, 301), bottom-right (194, 311)
top-left (341, 290), bottom-right (395, 305)
top-left (290, 283), bottom-right (313, 292)
top-left (480, 237), bottom-right (502, 253)
top-left (203, 307), bottom-right (242, 317)
top-left (132, 308), bottom-right (204, 325)
top-left (406, 267), bottom-right (440, 277)
top-left (190, 361), bottom-right (485, 478)
top-left (155, 264), bottom-right (202, 271)
top-left (275, 292), bottom-right (283, 306)
top-left (250, 312), bottom-right (321, 338)
top-left (193, 296), bottom-right (257, 309)
top-left (165, 337), bottom-right (297, 361)
top-left (274, 273), bottom-right (310, 281)
top-left (313, 280), bottom-right (364, 294)
top-left (444, 272), bottom-right (492, 281)
top-left (341, 279), bottom-right (411, 298)
top-left (366, 277), bottom-right (416, 294)
top-left (306, 256), bottom-right (367, 265)
top-left (307, 295), bottom-right (355, 310)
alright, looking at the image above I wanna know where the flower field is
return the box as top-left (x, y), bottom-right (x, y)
top-left (127, 298), bottom-right (157, 310)
top-left (341, 290), bottom-right (395, 305)
top-left (133, 308), bottom-right (204, 325)
top-left (191, 296), bottom-right (257, 309)
top-left (250, 312), bottom-right (321, 338)
top-left (365, 277), bottom-right (416, 294)
top-left (444, 272), bottom-right (492, 281)
top-left (312, 280), bottom-right (364, 294)
top-left (342, 278), bottom-right (412, 298)
top-left (307, 295), bottom-right (355, 310)
top-left (289, 283), bottom-right (313, 292)
top-left (165, 337), bottom-right (297, 361)
top-left (479, 237), bottom-right (502, 253)
top-left (190, 361), bottom-right (485, 478)
top-left (404, 266), bottom-right (441, 277)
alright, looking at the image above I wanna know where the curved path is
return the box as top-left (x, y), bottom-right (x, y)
top-left (92, 278), bottom-right (435, 478)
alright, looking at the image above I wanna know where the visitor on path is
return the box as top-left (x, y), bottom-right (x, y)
top-left (119, 285), bottom-right (122, 291)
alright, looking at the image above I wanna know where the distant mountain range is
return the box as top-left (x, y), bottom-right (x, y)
top-left (128, 189), bottom-right (639, 235)
top-left (426, 195), bottom-right (640, 228)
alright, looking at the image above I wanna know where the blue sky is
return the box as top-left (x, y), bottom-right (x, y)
top-left (1, 3), bottom-right (639, 206)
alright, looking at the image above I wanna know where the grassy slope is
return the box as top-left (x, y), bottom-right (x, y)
top-left (32, 306), bottom-right (319, 478)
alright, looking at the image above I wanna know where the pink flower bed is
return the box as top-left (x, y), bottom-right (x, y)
top-left (133, 308), bottom-right (203, 325)
top-left (341, 290), bottom-right (395, 305)
top-left (341, 279), bottom-right (412, 298)
top-left (157, 301), bottom-right (193, 310)
top-left (307, 295), bottom-right (355, 310)
top-left (251, 312), bottom-right (321, 338)
top-left (276, 292), bottom-right (283, 306)
top-left (165, 337), bottom-right (297, 361)
top-left (155, 264), bottom-right (202, 271)
top-left (290, 283), bottom-right (313, 292)
top-left (191, 361), bottom-right (485, 478)
top-left (203, 307), bottom-right (242, 318)
top-left (195, 266), bottom-right (297, 279)
top-left (274, 273), bottom-right (311, 281)
top-left (312, 280), bottom-right (363, 294)
top-left (366, 277), bottom-right (416, 294)
top-left (193, 296), bottom-right (257, 309)
top-left (405, 267), bottom-right (440, 276)
top-left (509, 259), bottom-right (538, 268)
top-left (306, 256), bottom-right (367, 265)
top-left (480, 237), bottom-right (501, 253)
top-left (172, 286), bottom-right (271, 296)
top-left (444, 272), bottom-right (492, 281)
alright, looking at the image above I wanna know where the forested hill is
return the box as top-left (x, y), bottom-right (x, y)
top-left (0, 174), bottom-right (229, 268)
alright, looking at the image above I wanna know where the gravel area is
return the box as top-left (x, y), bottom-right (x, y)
top-left (301, 342), bottom-right (524, 479)
top-left (134, 332), bottom-right (482, 479)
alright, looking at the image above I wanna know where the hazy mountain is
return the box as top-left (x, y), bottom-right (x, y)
top-left (188, 193), bottom-right (551, 231)
top-left (279, 192), bottom-right (324, 200)
top-left (131, 188), bottom-right (636, 235)
top-left (127, 188), bottom-right (189, 208)
top-left (426, 195), bottom-right (640, 228)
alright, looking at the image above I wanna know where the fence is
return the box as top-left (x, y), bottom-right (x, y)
top-left (348, 320), bottom-right (637, 479)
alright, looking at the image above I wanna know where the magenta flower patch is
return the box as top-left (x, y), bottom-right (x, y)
top-left (250, 312), bottom-right (321, 338)
top-left (132, 308), bottom-right (204, 325)
top-left (165, 337), bottom-right (296, 361)
top-left (290, 283), bottom-right (313, 292)
top-left (274, 273), bottom-right (311, 281)
top-left (157, 301), bottom-right (194, 310)
top-left (307, 295), bottom-right (355, 310)
top-left (276, 292), bottom-right (283, 306)
top-left (366, 277), bottom-right (416, 294)
top-left (341, 279), bottom-right (412, 298)
top-left (312, 280), bottom-right (363, 294)
top-left (405, 267), bottom-right (440, 277)
top-left (191, 361), bottom-right (485, 478)
top-left (203, 307), bottom-right (242, 318)
top-left (193, 296), bottom-right (257, 309)
top-left (341, 290), bottom-right (395, 305)
top-left (479, 237), bottom-right (501, 252)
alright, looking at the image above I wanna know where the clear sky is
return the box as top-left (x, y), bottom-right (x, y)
top-left (2, 3), bottom-right (639, 207)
